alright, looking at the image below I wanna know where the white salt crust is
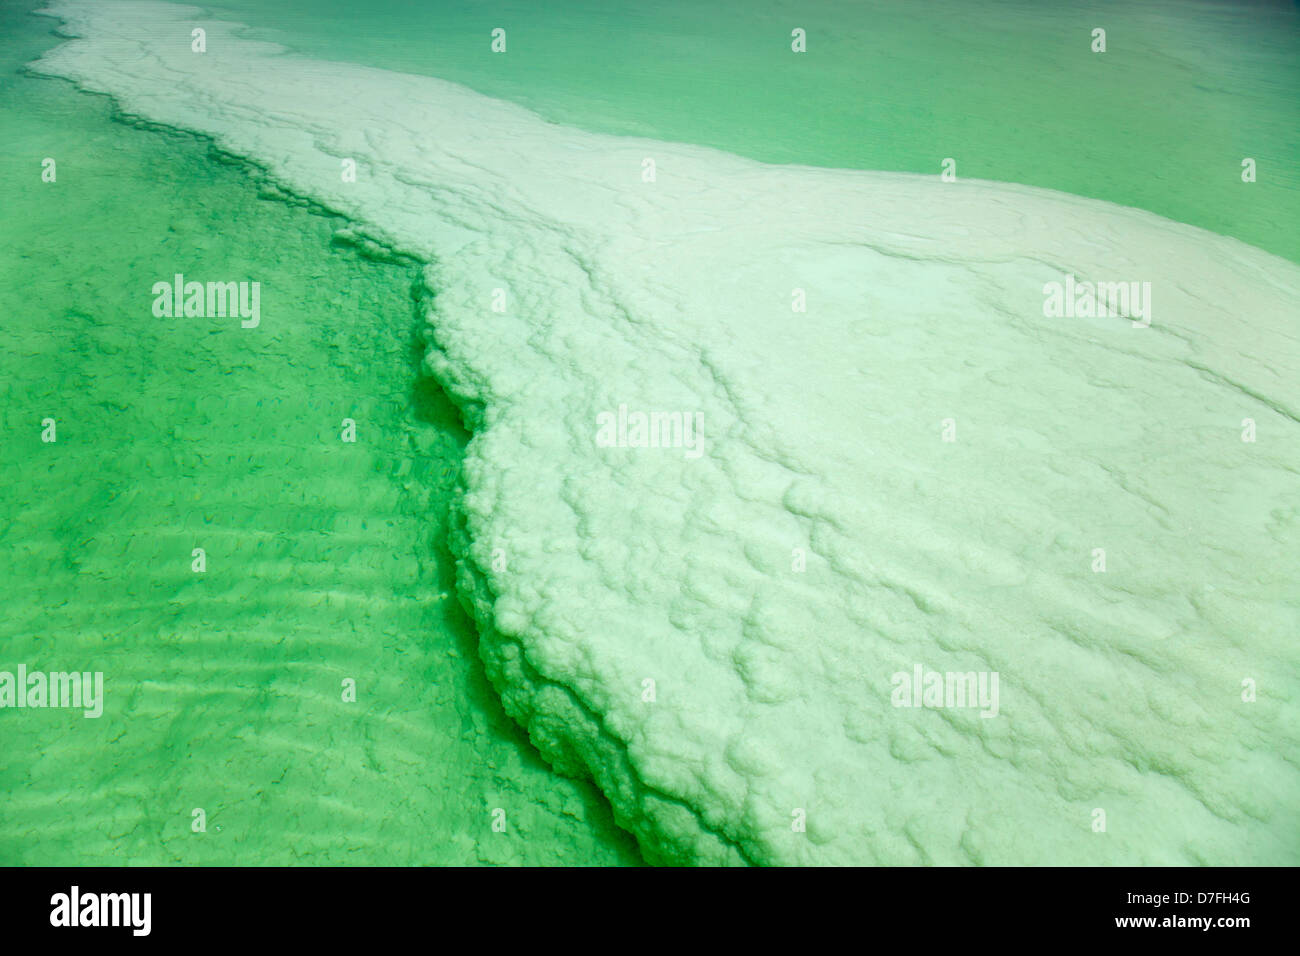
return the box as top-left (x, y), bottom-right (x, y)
top-left (32, 0), bottom-right (1300, 864)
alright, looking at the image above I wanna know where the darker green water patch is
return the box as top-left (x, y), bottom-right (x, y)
top-left (0, 0), bottom-right (641, 866)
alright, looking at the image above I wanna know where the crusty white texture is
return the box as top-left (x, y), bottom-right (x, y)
top-left (34, 0), bottom-right (1300, 864)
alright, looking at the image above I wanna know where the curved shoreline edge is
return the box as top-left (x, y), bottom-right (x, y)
top-left (26, 1), bottom-right (741, 865)
top-left (28, 0), bottom-right (1300, 866)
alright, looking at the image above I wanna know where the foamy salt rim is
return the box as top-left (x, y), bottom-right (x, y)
top-left (32, 0), bottom-right (1300, 864)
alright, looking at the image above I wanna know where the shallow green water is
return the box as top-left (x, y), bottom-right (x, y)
top-left (2, 0), bottom-right (1297, 867)
top-left (0, 1), bottom-right (639, 865)
top-left (206, 0), bottom-right (1300, 263)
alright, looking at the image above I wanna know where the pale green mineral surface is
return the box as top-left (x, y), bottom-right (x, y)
top-left (4, 0), bottom-right (1297, 865)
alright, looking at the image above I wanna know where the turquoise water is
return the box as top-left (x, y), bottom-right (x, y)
top-left (0, 0), bottom-right (639, 865)
top-left (205, 0), bottom-right (1300, 263)
top-left (3, 0), bottom-right (1298, 866)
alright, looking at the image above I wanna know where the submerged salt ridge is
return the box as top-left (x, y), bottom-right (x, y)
top-left (32, 0), bottom-right (1300, 865)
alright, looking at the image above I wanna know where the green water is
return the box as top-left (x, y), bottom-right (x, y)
top-left (205, 0), bottom-right (1300, 263)
top-left (0, 1), bottom-right (639, 865)
top-left (2, 0), bottom-right (1297, 867)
